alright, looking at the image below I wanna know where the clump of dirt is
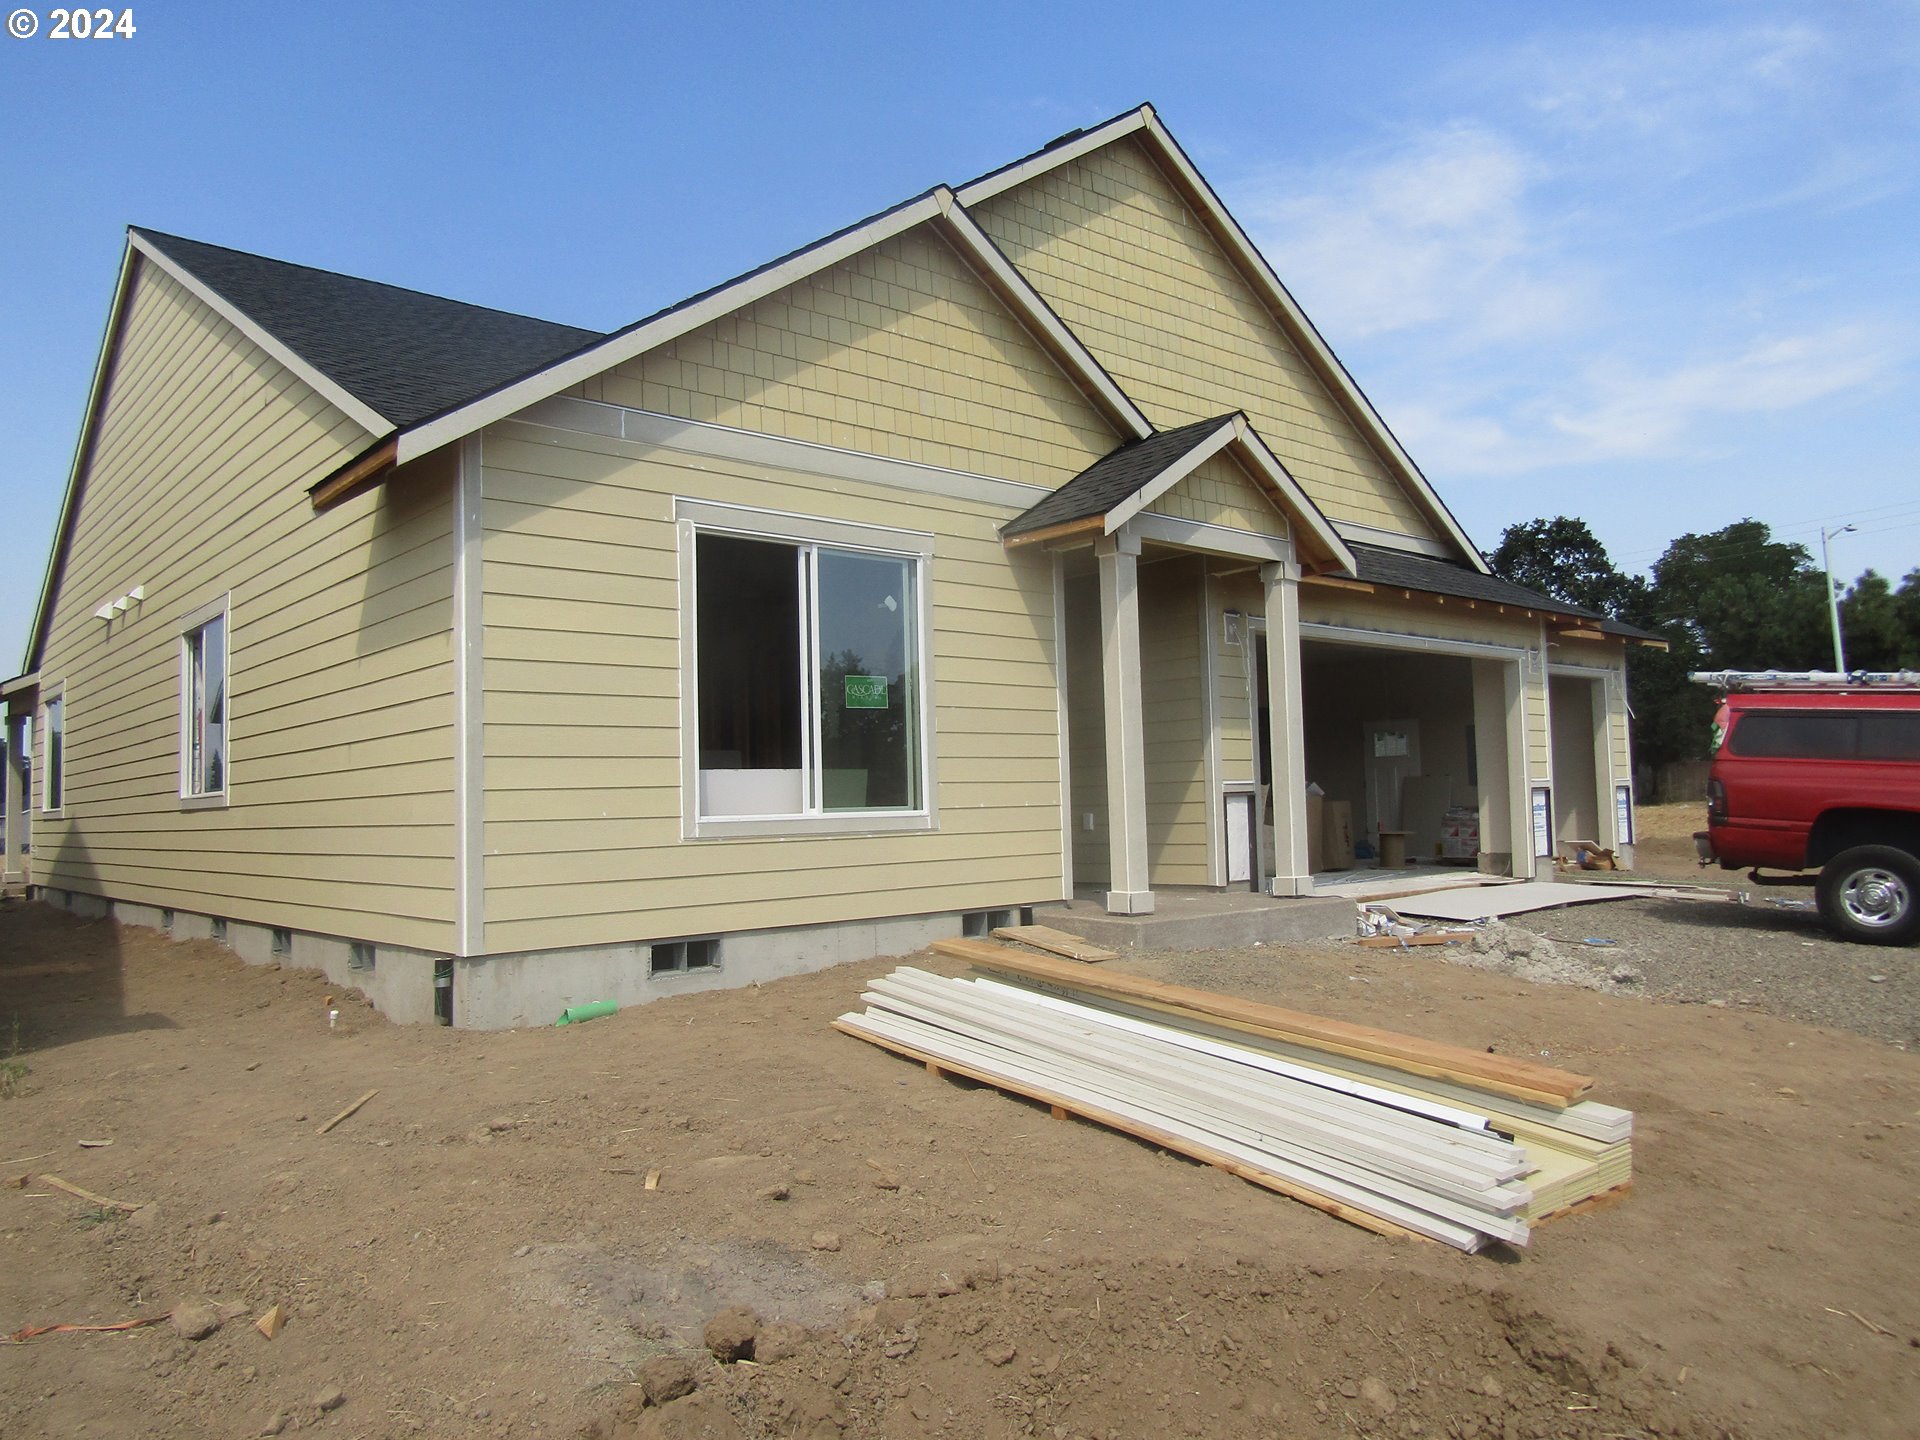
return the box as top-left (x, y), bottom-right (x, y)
top-left (587, 1255), bottom-right (1732, 1440)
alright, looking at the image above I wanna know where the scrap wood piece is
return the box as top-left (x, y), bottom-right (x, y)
top-left (830, 1017), bottom-right (1423, 1245)
top-left (643, 1169), bottom-right (662, 1191)
top-left (315, 1089), bottom-right (379, 1135)
top-left (8, 1312), bottom-right (170, 1344)
top-left (959, 947), bottom-right (1595, 1108)
top-left (930, 937), bottom-right (1028, 968)
top-left (1354, 934), bottom-right (1461, 949)
top-left (255, 1305), bottom-right (286, 1339)
top-left (991, 924), bottom-right (1117, 964)
top-left (39, 1174), bottom-right (144, 1213)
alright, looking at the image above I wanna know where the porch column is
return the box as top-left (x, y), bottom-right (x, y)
top-left (1261, 560), bottom-right (1312, 896)
top-left (1097, 533), bottom-right (1153, 914)
top-left (3, 711), bottom-right (25, 885)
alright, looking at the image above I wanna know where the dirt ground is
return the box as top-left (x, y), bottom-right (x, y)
top-left (3, 827), bottom-right (1917, 1440)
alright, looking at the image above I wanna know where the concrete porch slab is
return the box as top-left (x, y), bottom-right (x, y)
top-left (1033, 888), bottom-right (1354, 951)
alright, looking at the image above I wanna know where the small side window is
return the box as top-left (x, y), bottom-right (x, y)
top-left (39, 688), bottom-right (65, 813)
top-left (1858, 712), bottom-right (1920, 761)
top-left (180, 599), bottom-right (229, 801)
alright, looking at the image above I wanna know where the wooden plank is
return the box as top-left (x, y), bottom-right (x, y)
top-left (832, 1017), bottom-right (1425, 1245)
top-left (37, 1174), bottom-right (145, 1213)
top-left (316, 1089), bottom-right (379, 1135)
top-left (992, 924), bottom-right (1118, 963)
top-left (309, 436), bottom-right (398, 512)
top-left (959, 948), bottom-right (1595, 1107)
top-left (1354, 933), bottom-right (1462, 948)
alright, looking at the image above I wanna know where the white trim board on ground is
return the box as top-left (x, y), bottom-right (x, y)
top-left (1386, 882), bottom-right (1659, 922)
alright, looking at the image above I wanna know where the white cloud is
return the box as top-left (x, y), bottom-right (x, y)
top-left (1386, 323), bottom-right (1903, 477)
top-left (1240, 125), bottom-right (1585, 344)
top-left (1547, 324), bottom-right (1900, 455)
top-left (1511, 23), bottom-right (1827, 143)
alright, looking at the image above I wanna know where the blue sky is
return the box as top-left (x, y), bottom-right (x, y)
top-left (3, 1), bottom-right (1916, 666)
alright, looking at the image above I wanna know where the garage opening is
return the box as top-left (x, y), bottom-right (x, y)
top-left (1296, 638), bottom-right (1520, 880)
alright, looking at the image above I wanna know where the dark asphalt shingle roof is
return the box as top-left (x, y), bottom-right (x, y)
top-left (1349, 544), bottom-right (1666, 642)
top-left (1350, 543), bottom-right (1597, 615)
top-left (133, 228), bottom-right (605, 431)
top-left (1002, 416), bottom-right (1235, 537)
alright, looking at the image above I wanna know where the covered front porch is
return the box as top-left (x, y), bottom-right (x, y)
top-left (1003, 413), bottom-right (1352, 918)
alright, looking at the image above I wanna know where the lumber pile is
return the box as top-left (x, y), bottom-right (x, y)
top-left (836, 947), bottom-right (1633, 1253)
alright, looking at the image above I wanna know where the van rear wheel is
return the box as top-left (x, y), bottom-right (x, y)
top-left (1816, 846), bottom-right (1920, 946)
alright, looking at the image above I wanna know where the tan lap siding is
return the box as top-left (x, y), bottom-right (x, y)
top-left (34, 260), bottom-right (456, 950)
top-left (479, 421), bottom-right (1064, 953)
top-left (581, 224), bottom-right (1115, 489)
top-left (973, 137), bottom-right (1435, 539)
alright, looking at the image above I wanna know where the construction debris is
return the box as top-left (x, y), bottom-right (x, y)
top-left (836, 950), bottom-right (1633, 1254)
top-left (990, 924), bottom-right (1116, 964)
top-left (315, 1090), bottom-right (378, 1136)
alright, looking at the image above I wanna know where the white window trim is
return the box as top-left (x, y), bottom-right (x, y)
top-left (38, 679), bottom-right (65, 818)
top-left (178, 593), bottom-right (231, 810)
top-left (675, 498), bottom-right (938, 840)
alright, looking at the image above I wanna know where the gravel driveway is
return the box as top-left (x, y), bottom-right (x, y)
top-left (1431, 889), bottom-right (1919, 1050)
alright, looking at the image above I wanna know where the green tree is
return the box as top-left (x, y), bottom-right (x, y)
top-left (1489, 517), bottom-right (1645, 617)
top-left (1647, 520), bottom-right (1829, 671)
top-left (1841, 569), bottom-right (1920, 670)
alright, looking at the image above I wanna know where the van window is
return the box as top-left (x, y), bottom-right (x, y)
top-left (1727, 709), bottom-right (1920, 760)
top-left (1858, 712), bottom-right (1920, 760)
top-left (1726, 712), bottom-right (1858, 758)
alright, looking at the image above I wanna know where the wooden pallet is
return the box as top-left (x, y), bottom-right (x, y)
top-left (991, 923), bottom-right (1117, 964)
top-left (1531, 1182), bottom-right (1633, 1228)
top-left (834, 1015), bottom-right (1424, 1245)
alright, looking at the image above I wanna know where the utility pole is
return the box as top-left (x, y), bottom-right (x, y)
top-left (1821, 524), bottom-right (1856, 674)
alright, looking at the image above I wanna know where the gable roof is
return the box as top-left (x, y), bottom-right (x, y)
top-left (1003, 412), bottom-right (1355, 572)
top-left (956, 105), bottom-right (1491, 576)
top-left (131, 228), bottom-right (603, 432)
top-left (384, 187), bottom-right (1153, 470)
top-left (1005, 417), bottom-right (1232, 538)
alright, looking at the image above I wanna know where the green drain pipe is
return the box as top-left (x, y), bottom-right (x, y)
top-left (556, 1000), bottom-right (618, 1026)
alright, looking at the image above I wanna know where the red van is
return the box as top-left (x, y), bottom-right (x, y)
top-left (1693, 672), bottom-right (1920, 945)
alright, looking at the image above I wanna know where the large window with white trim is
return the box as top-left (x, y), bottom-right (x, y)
top-left (689, 517), bottom-right (928, 828)
top-left (180, 600), bottom-right (228, 801)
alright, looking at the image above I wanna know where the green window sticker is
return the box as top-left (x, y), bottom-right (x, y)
top-left (844, 675), bottom-right (888, 710)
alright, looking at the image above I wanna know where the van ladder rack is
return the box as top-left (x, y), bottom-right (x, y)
top-left (1689, 671), bottom-right (1920, 692)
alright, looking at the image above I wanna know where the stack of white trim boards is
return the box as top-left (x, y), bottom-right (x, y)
top-left (836, 946), bottom-right (1632, 1254)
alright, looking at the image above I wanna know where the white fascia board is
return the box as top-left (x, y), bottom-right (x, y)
top-left (935, 194), bottom-right (1152, 440)
top-left (1103, 417), bottom-right (1237, 531)
top-left (26, 244), bottom-right (137, 671)
top-left (1299, 620), bottom-right (1529, 663)
top-left (952, 106), bottom-right (1154, 207)
top-left (128, 232), bottom-right (392, 440)
top-left (1227, 418), bottom-right (1356, 574)
top-left (396, 193), bottom-right (947, 465)
top-left (1134, 113), bottom-right (1490, 575)
top-left (1125, 512), bottom-right (1292, 565)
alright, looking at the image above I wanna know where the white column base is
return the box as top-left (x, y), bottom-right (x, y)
top-left (1104, 889), bottom-right (1156, 915)
top-left (1266, 874), bottom-right (1316, 898)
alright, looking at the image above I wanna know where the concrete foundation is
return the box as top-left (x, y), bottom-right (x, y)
top-left (1036, 887), bottom-right (1354, 951)
top-left (30, 887), bottom-right (1037, 1031)
top-left (453, 910), bottom-right (976, 1029)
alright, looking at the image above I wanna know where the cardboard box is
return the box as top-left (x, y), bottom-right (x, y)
top-left (1305, 792), bottom-right (1325, 873)
top-left (1322, 800), bottom-right (1354, 870)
